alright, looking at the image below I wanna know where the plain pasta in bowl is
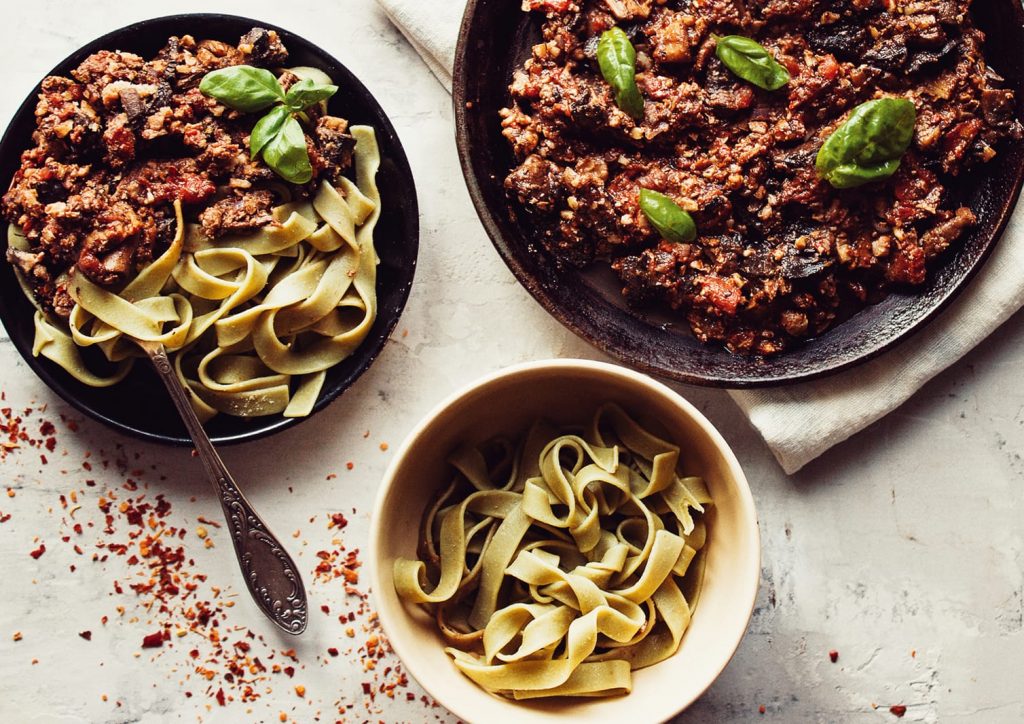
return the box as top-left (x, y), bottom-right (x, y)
top-left (369, 360), bottom-right (760, 722)
top-left (394, 403), bottom-right (713, 700)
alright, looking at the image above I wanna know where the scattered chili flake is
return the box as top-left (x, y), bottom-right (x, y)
top-left (6, 489), bottom-right (14, 498)
top-left (215, 688), bottom-right (226, 707)
top-left (829, 649), bottom-right (839, 663)
top-left (29, 543), bottom-right (46, 559)
top-left (759, 705), bottom-right (766, 715)
top-left (295, 685), bottom-right (306, 697)
top-left (346, 461), bottom-right (354, 470)
top-left (12, 632), bottom-right (22, 642)
top-left (890, 705), bottom-right (907, 718)
top-left (79, 630), bottom-right (93, 641)
top-left (327, 647), bottom-right (339, 657)
top-left (379, 442), bottom-right (388, 451)
top-left (141, 631), bottom-right (165, 649)
top-left (329, 512), bottom-right (348, 529)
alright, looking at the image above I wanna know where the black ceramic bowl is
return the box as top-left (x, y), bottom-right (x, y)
top-left (454, 2), bottom-right (1024, 387)
top-left (0, 14), bottom-right (419, 444)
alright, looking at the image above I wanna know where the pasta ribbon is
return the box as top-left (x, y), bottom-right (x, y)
top-left (393, 404), bottom-right (712, 699)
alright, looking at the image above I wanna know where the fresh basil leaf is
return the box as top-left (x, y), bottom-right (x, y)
top-left (597, 27), bottom-right (645, 121)
top-left (199, 65), bottom-right (285, 113)
top-left (284, 78), bottom-right (339, 112)
top-left (261, 115), bottom-right (312, 184)
top-left (816, 98), bottom-right (916, 188)
top-left (715, 35), bottom-right (790, 91)
top-left (249, 105), bottom-right (291, 160)
top-left (639, 189), bottom-right (697, 243)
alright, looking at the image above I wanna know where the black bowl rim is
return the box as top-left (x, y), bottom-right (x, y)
top-left (0, 13), bottom-right (419, 444)
top-left (452, 0), bottom-right (1024, 388)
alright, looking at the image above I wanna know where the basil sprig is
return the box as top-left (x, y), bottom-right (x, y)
top-left (199, 65), bottom-right (338, 184)
top-left (597, 27), bottom-right (645, 121)
top-left (639, 189), bottom-right (697, 243)
top-left (815, 98), bottom-right (917, 189)
top-left (715, 35), bottom-right (790, 91)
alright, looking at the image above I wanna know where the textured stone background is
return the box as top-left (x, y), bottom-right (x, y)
top-left (0, 1), bottom-right (1021, 722)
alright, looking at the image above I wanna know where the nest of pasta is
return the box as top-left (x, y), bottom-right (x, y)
top-left (394, 404), bottom-right (713, 699)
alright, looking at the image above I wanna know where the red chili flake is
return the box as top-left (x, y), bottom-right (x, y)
top-left (141, 631), bottom-right (165, 649)
top-left (330, 512), bottom-right (348, 529)
top-left (829, 649), bottom-right (839, 663)
top-left (759, 705), bottom-right (766, 715)
top-left (320, 605), bottom-right (330, 614)
top-left (361, 682), bottom-right (372, 695)
top-left (890, 705), bottom-right (907, 718)
top-left (0, 513), bottom-right (10, 524)
top-left (79, 631), bottom-right (92, 641)
top-left (406, 692), bottom-right (415, 701)
top-left (283, 665), bottom-right (295, 678)
top-left (346, 461), bottom-right (354, 470)
top-left (327, 647), bottom-right (339, 657)
top-left (29, 544), bottom-right (46, 559)
top-left (215, 688), bottom-right (226, 707)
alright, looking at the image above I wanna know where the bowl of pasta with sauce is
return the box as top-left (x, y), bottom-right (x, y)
top-left (369, 359), bottom-right (760, 722)
top-left (0, 14), bottom-right (418, 444)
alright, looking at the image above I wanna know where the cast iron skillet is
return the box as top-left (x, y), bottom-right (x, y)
top-left (455, 2), bottom-right (1024, 387)
top-left (0, 14), bottom-right (419, 444)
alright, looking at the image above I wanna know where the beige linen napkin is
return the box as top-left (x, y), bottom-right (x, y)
top-left (377, 0), bottom-right (1024, 473)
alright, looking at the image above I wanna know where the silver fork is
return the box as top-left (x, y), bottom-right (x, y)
top-left (137, 340), bottom-right (308, 635)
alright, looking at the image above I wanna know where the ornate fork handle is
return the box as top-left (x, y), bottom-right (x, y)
top-left (140, 342), bottom-right (308, 635)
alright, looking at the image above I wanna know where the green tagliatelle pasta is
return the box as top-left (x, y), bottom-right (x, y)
top-left (394, 403), bottom-right (713, 700)
top-left (9, 126), bottom-right (382, 421)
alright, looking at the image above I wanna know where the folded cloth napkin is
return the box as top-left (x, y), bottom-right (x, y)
top-left (377, 0), bottom-right (1024, 473)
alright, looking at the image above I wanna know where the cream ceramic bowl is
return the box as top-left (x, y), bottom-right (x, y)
top-left (368, 359), bottom-right (760, 723)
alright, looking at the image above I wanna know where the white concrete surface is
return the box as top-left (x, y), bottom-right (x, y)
top-left (0, 2), bottom-right (1021, 722)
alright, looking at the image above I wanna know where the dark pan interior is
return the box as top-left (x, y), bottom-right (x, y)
top-left (454, 1), bottom-right (1024, 387)
top-left (0, 14), bottom-right (419, 444)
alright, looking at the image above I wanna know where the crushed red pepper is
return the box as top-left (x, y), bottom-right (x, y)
top-left (829, 649), bottom-right (839, 663)
top-left (890, 705), bottom-right (907, 717)
top-left (1, 399), bottom-right (447, 720)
